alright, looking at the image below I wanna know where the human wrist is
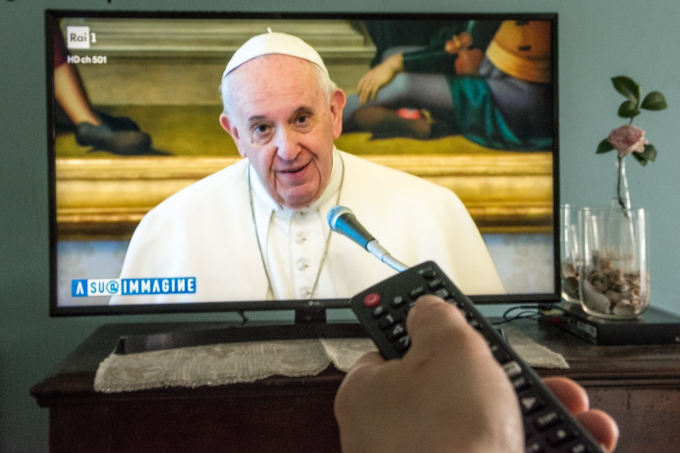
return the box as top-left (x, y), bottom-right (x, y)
top-left (384, 53), bottom-right (404, 72)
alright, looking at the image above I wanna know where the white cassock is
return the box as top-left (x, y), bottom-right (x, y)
top-left (109, 148), bottom-right (505, 305)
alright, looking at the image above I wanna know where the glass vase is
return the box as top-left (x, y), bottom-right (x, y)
top-left (579, 207), bottom-right (649, 319)
top-left (560, 204), bottom-right (581, 304)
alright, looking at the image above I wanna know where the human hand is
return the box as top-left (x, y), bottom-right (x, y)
top-left (356, 53), bottom-right (404, 104)
top-left (334, 295), bottom-right (619, 453)
top-left (444, 32), bottom-right (473, 55)
top-left (335, 294), bottom-right (523, 453)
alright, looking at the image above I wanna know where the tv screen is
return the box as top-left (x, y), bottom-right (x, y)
top-left (47, 10), bottom-right (559, 316)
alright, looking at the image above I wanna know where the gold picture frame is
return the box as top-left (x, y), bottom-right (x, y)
top-left (56, 152), bottom-right (553, 239)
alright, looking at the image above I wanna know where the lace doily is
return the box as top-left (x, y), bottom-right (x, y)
top-left (94, 327), bottom-right (567, 393)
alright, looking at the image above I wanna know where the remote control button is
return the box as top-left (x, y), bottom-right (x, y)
top-left (568, 443), bottom-right (593, 453)
top-left (386, 323), bottom-right (407, 341)
top-left (468, 318), bottom-right (483, 330)
top-left (434, 288), bottom-right (452, 300)
top-left (524, 441), bottom-right (544, 453)
top-left (520, 394), bottom-right (546, 415)
top-left (378, 313), bottom-right (403, 330)
top-left (459, 308), bottom-right (474, 320)
top-left (490, 344), bottom-right (512, 364)
top-left (409, 286), bottom-right (426, 300)
top-left (372, 305), bottom-right (386, 318)
top-left (391, 295), bottom-right (406, 308)
top-left (420, 268), bottom-right (436, 279)
top-left (393, 335), bottom-right (411, 353)
top-left (502, 361), bottom-right (523, 378)
top-left (546, 426), bottom-right (576, 446)
top-left (533, 411), bottom-right (563, 431)
top-left (511, 376), bottom-right (531, 392)
top-left (428, 279), bottom-right (444, 291)
top-left (363, 293), bottom-right (381, 307)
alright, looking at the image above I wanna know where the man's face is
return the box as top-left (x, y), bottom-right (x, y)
top-left (220, 55), bottom-right (346, 209)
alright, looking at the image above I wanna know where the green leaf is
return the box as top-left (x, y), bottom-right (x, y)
top-left (631, 152), bottom-right (648, 166)
top-left (612, 76), bottom-right (640, 104)
top-left (641, 143), bottom-right (657, 162)
top-left (596, 138), bottom-right (614, 154)
top-left (618, 100), bottom-right (641, 118)
top-left (632, 143), bottom-right (658, 166)
top-left (641, 91), bottom-right (668, 111)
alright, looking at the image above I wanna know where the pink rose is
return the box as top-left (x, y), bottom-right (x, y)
top-left (607, 125), bottom-right (649, 156)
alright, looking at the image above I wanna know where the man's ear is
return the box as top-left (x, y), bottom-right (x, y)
top-left (329, 88), bottom-right (347, 140)
top-left (219, 112), bottom-right (246, 157)
top-left (219, 112), bottom-right (238, 137)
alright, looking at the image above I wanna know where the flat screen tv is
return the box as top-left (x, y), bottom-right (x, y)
top-left (47, 10), bottom-right (559, 318)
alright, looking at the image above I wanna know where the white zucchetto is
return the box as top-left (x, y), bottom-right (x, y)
top-left (222, 30), bottom-right (328, 78)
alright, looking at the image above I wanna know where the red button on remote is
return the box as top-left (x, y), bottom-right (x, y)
top-left (363, 293), bottom-right (381, 307)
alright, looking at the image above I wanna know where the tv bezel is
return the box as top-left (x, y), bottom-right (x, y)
top-left (46, 9), bottom-right (561, 317)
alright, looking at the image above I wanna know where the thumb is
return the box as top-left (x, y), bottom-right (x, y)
top-left (405, 295), bottom-right (480, 359)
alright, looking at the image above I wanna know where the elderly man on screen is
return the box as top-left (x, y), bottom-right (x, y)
top-left (110, 31), bottom-right (504, 305)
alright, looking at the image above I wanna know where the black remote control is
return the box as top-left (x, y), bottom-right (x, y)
top-left (349, 261), bottom-right (604, 453)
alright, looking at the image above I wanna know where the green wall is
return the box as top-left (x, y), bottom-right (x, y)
top-left (2, 0), bottom-right (679, 451)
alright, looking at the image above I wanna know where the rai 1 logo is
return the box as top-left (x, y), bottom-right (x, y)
top-left (66, 26), bottom-right (97, 49)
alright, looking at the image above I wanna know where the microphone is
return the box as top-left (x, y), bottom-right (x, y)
top-left (327, 206), bottom-right (408, 272)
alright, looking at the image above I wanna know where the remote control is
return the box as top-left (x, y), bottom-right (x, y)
top-left (349, 261), bottom-right (604, 453)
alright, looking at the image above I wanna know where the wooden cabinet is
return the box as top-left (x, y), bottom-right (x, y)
top-left (31, 320), bottom-right (680, 453)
